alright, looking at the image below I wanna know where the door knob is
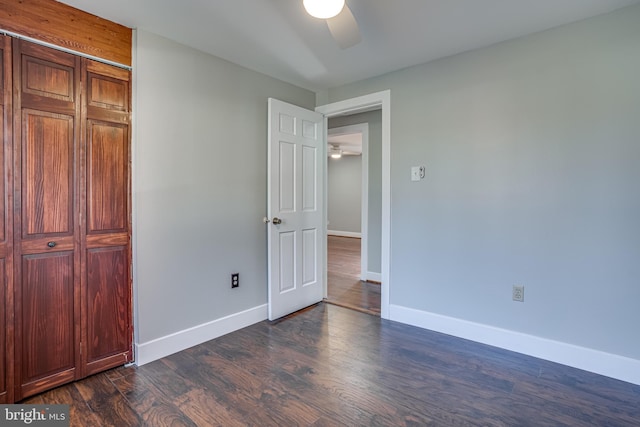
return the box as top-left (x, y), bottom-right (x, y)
top-left (272, 217), bottom-right (282, 225)
top-left (47, 241), bottom-right (57, 248)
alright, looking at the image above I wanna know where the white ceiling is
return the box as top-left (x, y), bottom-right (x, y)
top-left (328, 132), bottom-right (362, 155)
top-left (59, 0), bottom-right (640, 91)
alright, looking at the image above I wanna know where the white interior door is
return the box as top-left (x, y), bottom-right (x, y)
top-left (267, 98), bottom-right (324, 320)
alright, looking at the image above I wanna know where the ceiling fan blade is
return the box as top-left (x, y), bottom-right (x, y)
top-left (326, 4), bottom-right (361, 49)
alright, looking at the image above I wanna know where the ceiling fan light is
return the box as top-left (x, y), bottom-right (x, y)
top-left (329, 144), bottom-right (343, 158)
top-left (303, 0), bottom-right (345, 19)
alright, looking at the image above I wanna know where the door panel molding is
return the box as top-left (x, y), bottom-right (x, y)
top-left (85, 246), bottom-right (130, 375)
top-left (21, 110), bottom-right (75, 237)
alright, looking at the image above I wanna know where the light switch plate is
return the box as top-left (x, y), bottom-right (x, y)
top-left (411, 166), bottom-right (425, 181)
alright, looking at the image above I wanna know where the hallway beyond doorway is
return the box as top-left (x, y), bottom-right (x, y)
top-left (325, 236), bottom-right (380, 315)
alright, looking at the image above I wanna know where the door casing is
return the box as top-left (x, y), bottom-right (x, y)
top-left (316, 90), bottom-right (391, 319)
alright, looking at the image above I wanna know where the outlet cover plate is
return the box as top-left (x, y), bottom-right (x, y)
top-left (231, 273), bottom-right (239, 288)
top-left (513, 285), bottom-right (524, 302)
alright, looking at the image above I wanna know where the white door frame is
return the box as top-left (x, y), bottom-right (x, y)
top-left (327, 123), bottom-right (369, 281)
top-left (316, 90), bottom-right (391, 319)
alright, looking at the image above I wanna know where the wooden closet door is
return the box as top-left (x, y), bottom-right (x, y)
top-left (0, 35), bottom-right (13, 404)
top-left (13, 40), bottom-right (81, 400)
top-left (81, 59), bottom-right (132, 376)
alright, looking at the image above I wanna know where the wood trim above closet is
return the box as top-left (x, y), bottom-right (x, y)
top-left (0, 0), bottom-right (131, 67)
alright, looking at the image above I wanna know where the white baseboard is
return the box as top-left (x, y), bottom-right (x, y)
top-left (366, 272), bottom-right (381, 283)
top-left (135, 304), bottom-right (268, 366)
top-left (389, 304), bottom-right (640, 386)
top-left (327, 230), bottom-right (361, 238)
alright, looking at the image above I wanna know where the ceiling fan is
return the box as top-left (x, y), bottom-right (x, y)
top-left (303, 0), bottom-right (362, 49)
top-left (328, 143), bottom-right (361, 158)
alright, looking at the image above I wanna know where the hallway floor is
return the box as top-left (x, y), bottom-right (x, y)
top-left (325, 235), bottom-right (380, 315)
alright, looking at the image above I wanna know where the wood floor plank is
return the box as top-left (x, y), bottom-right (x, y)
top-left (206, 310), bottom-right (520, 426)
top-left (73, 373), bottom-right (143, 427)
top-left (205, 315), bottom-right (440, 425)
top-left (111, 370), bottom-right (198, 427)
top-left (58, 389), bottom-right (104, 427)
top-left (23, 386), bottom-right (102, 427)
top-left (158, 347), bottom-right (271, 422)
top-left (326, 235), bottom-right (381, 315)
top-left (173, 387), bottom-right (247, 427)
top-left (183, 342), bottom-right (324, 426)
top-left (22, 303), bottom-right (640, 426)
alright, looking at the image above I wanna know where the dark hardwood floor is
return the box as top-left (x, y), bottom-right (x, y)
top-left (24, 303), bottom-right (640, 426)
top-left (326, 235), bottom-right (381, 315)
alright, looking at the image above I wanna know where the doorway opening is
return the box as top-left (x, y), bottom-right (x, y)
top-left (316, 90), bottom-right (391, 319)
top-left (266, 91), bottom-right (390, 321)
top-left (324, 121), bottom-right (381, 315)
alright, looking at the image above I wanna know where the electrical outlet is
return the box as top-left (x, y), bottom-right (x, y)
top-left (512, 285), bottom-right (524, 302)
top-left (231, 273), bottom-right (239, 288)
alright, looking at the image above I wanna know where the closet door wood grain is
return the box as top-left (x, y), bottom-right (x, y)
top-left (0, 35), bottom-right (13, 404)
top-left (13, 40), bottom-right (81, 400)
top-left (0, 258), bottom-right (7, 404)
top-left (81, 59), bottom-right (132, 376)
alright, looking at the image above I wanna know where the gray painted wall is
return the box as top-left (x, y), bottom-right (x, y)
top-left (134, 30), bottom-right (315, 344)
top-left (330, 112), bottom-right (383, 274)
top-left (326, 5), bottom-right (640, 360)
top-left (328, 155), bottom-right (362, 233)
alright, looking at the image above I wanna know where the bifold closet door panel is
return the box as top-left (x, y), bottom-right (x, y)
top-left (13, 39), bottom-right (81, 400)
top-left (81, 59), bottom-right (132, 376)
top-left (0, 34), bottom-right (12, 404)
